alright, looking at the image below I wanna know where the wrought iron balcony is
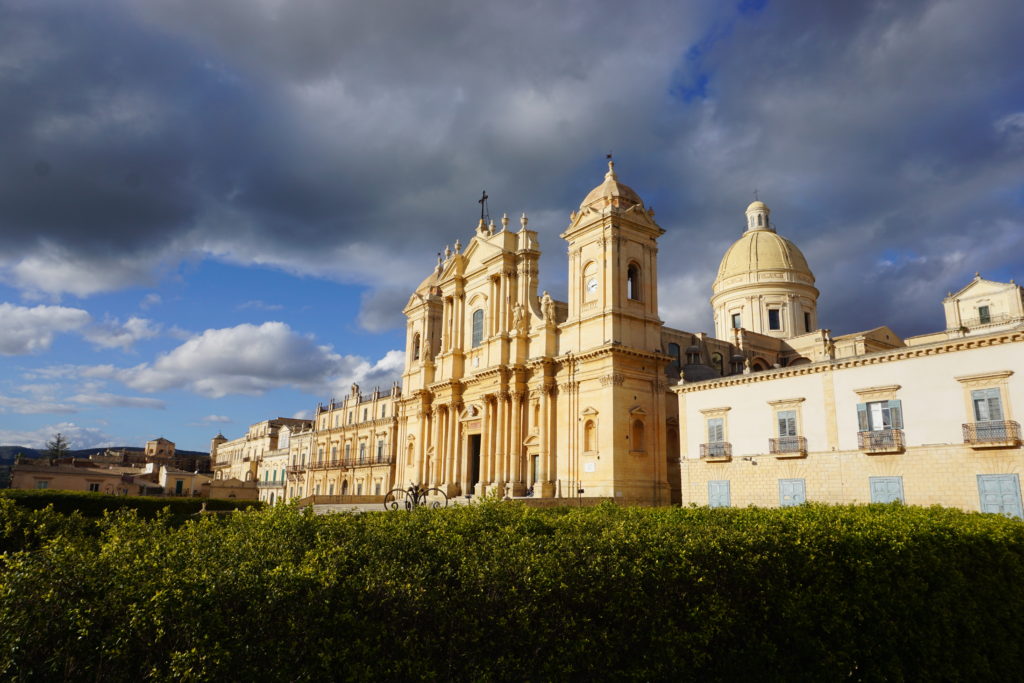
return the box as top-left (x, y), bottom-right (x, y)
top-left (700, 442), bottom-right (732, 461)
top-left (257, 479), bottom-right (284, 488)
top-left (769, 436), bottom-right (807, 456)
top-left (858, 429), bottom-right (905, 454)
top-left (963, 421), bottom-right (1021, 448)
top-left (286, 464), bottom-right (306, 474)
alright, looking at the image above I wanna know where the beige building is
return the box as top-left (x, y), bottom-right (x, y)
top-left (209, 162), bottom-right (1022, 515)
top-left (676, 206), bottom-right (1024, 517)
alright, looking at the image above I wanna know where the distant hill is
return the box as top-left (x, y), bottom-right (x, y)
top-left (0, 446), bottom-right (209, 464)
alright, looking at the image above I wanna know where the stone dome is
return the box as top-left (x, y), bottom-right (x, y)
top-left (579, 161), bottom-right (643, 209)
top-left (715, 230), bottom-right (814, 283)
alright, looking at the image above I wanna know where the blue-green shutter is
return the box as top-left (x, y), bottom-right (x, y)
top-left (778, 410), bottom-right (797, 437)
top-left (972, 388), bottom-right (1003, 422)
top-left (886, 400), bottom-right (903, 429)
top-left (708, 480), bottom-right (730, 508)
top-left (870, 476), bottom-right (904, 503)
top-left (779, 478), bottom-right (806, 507)
top-left (707, 418), bottom-right (724, 443)
top-left (978, 474), bottom-right (1023, 518)
top-left (856, 403), bottom-right (869, 431)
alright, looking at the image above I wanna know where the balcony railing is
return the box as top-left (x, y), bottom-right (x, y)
top-left (286, 464), bottom-right (306, 474)
top-left (700, 442), bottom-right (732, 460)
top-left (769, 436), bottom-right (807, 456)
top-left (963, 421), bottom-right (1022, 448)
top-left (858, 429), bottom-right (905, 454)
top-left (258, 479), bottom-right (284, 488)
top-left (955, 313), bottom-right (1019, 329)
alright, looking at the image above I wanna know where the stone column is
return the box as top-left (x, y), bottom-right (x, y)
top-left (479, 398), bottom-right (490, 495)
top-left (510, 390), bottom-right (524, 496)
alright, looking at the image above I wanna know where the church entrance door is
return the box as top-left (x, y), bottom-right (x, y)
top-left (468, 434), bottom-right (481, 492)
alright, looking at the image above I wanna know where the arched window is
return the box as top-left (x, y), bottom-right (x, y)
top-left (631, 419), bottom-right (645, 452)
top-left (627, 264), bottom-right (641, 301)
top-left (472, 309), bottom-right (484, 347)
top-left (757, 214), bottom-right (764, 226)
top-left (412, 333), bottom-right (421, 360)
top-left (584, 420), bottom-right (596, 452)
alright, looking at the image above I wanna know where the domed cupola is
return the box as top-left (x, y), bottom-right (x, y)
top-left (578, 160), bottom-right (644, 211)
top-left (711, 199), bottom-right (819, 341)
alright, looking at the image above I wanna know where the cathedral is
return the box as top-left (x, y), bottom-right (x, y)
top-left (210, 161), bottom-right (1024, 516)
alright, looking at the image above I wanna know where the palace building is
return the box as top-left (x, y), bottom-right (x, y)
top-left (210, 162), bottom-right (1024, 515)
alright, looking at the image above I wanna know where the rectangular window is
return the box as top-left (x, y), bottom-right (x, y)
top-left (333, 415), bottom-right (338, 427)
top-left (377, 440), bottom-right (384, 461)
top-left (978, 305), bottom-right (991, 324)
top-left (315, 484), bottom-right (320, 495)
top-left (977, 474), bottom-right (1023, 518)
top-left (972, 388), bottom-right (1003, 422)
top-left (857, 400), bottom-right (903, 431)
top-left (381, 406), bottom-right (386, 418)
top-left (363, 408), bottom-right (368, 421)
top-left (870, 476), bottom-right (905, 503)
top-left (804, 311), bottom-right (811, 332)
top-left (359, 443), bottom-right (366, 462)
top-left (36, 481), bottom-right (48, 489)
top-left (779, 478), bottom-right (806, 507)
top-left (767, 308), bottom-right (781, 331)
top-left (708, 480), bottom-right (730, 508)
top-left (348, 412), bottom-right (353, 424)
top-left (331, 446), bottom-right (337, 461)
top-left (357, 482), bottom-right (364, 496)
top-left (731, 313), bottom-right (741, 329)
top-left (707, 417), bottom-right (725, 443)
top-left (345, 444), bottom-right (351, 461)
top-left (88, 483), bottom-right (100, 492)
top-left (777, 410), bottom-right (797, 437)
top-left (329, 483), bottom-right (334, 495)
top-left (375, 482), bottom-right (381, 495)
top-left (175, 480), bottom-right (184, 495)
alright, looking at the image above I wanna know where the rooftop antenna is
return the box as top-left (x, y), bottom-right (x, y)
top-left (478, 190), bottom-right (490, 223)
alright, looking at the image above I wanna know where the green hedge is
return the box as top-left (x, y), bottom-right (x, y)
top-left (0, 489), bottom-right (262, 518)
top-left (1, 500), bottom-right (1023, 681)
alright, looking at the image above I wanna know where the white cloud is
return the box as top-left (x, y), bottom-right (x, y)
top-left (68, 392), bottom-right (166, 410)
top-left (87, 321), bottom-right (402, 398)
top-left (83, 316), bottom-right (161, 351)
top-left (291, 409), bottom-right (313, 420)
top-left (9, 242), bottom-right (167, 299)
top-left (0, 302), bottom-right (91, 355)
top-left (140, 293), bottom-right (162, 309)
top-left (237, 300), bottom-right (284, 311)
top-left (0, 394), bottom-right (77, 414)
top-left (201, 414), bottom-right (232, 423)
top-left (0, 422), bottom-right (115, 449)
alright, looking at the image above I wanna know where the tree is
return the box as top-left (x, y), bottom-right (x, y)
top-left (45, 433), bottom-right (70, 464)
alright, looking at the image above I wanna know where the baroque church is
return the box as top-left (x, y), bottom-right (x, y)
top-left (210, 161), bottom-right (1024, 516)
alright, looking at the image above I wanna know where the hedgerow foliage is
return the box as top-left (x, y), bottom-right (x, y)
top-left (1, 500), bottom-right (1023, 681)
top-left (0, 489), bottom-right (261, 519)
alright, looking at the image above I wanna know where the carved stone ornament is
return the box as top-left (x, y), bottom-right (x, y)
top-left (598, 373), bottom-right (625, 387)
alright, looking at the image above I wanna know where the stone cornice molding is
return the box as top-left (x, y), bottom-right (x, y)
top-left (674, 329), bottom-right (1024, 394)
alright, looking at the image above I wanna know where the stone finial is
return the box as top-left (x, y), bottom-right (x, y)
top-left (454, 239), bottom-right (462, 253)
top-left (444, 244), bottom-right (452, 260)
top-left (521, 212), bottom-right (529, 229)
top-left (501, 212), bottom-right (510, 230)
top-left (488, 219), bottom-right (496, 235)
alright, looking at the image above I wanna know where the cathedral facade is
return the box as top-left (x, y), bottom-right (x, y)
top-left (210, 161), bottom-right (1024, 516)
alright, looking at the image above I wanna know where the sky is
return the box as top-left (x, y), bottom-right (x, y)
top-left (1, 0), bottom-right (1022, 452)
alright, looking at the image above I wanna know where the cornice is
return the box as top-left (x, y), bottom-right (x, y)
top-left (674, 328), bottom-right (1024, 394)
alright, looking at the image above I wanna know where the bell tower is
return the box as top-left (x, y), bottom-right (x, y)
top-left (560, 160), bottom-right (665, 353)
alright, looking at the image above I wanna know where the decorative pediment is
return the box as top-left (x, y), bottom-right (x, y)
top-left (581, 406), bottom-right (599, 416)
top-left (522, 433), bottom-right (541, 448)
top-left (629, 406), bottom-right (647, 416)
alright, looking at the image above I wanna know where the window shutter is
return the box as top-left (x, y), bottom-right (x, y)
top-left (856, 403), bottom-right (869, 431)
top-left (972, 388), bottom-right (1003, 421)
top-left (778, 410), bottom-right (797, 437)
top-left (707, 418), bottom-right (724, 443)
top-left (887, 400), bottom-right (903, 430)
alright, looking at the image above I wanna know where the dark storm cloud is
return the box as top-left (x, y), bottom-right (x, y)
top-left (1, 0), bottom-right (1022, 338)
